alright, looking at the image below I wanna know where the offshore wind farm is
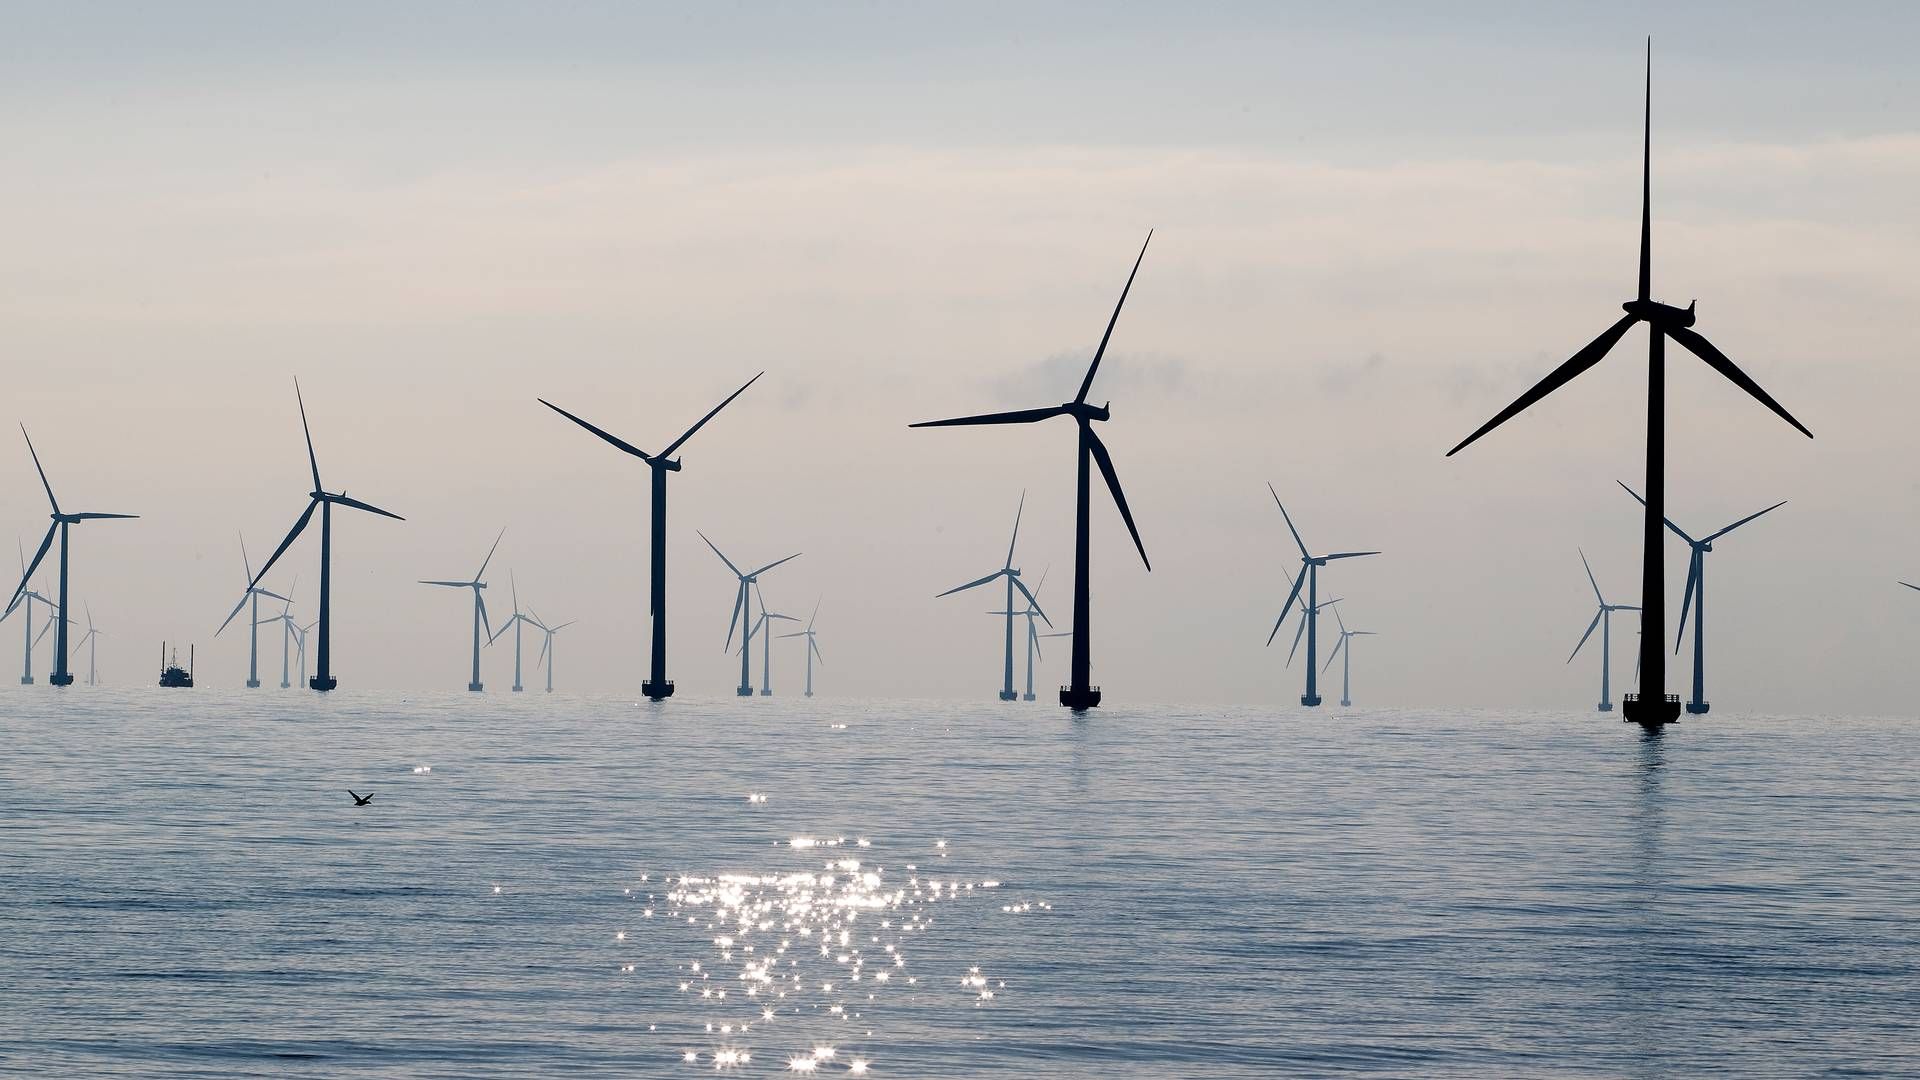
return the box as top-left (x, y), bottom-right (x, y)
top-left (5, 8), bottom-right (1920, 1078)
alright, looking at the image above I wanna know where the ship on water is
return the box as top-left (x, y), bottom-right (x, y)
top-left (158, 643), bottom-right (193, 688)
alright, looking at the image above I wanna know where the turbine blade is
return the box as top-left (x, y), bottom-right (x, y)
top-left (240, 532), bottom-right (253, 583)
top-left (1579, 547), bottom-right (1604, 606)
top-left (1004, 490), bottom-right (1025, 571)
top-left (777, 631), bottom-right (807, 638)
top-left (746, 552), bottom-right (801, 578)
top-left (1903, 581), bottom-right (1920, 592)
top-left (67, 512), bottom-right (138, 520)
top-left (1076, 230), bottom-right (1152, 405)
top-left (724, 582), bottom-right (745, 651)
top-left (537, 634), bottom-right (551, 669)
top-left (551, 621), bottom-right (576, 632)
top-left (1675, 551), bottom-right (1700, 654)
top-left (1333, 604), bottom-right (1349, 635)
top-left (1445, 314), bottom-right (1637, 456)
top-left (1267, 484), bottom-right (1309, 560)
top-left (215, 590), bottom-right (252, 636)
top-left (8, 523), bottom-right (56, 612)
top-left (937, 571), bottom-right (1003, 598)
top-left (909, 406), bottom-right (1069, 429)
top-left (1704, 499), bottom-right (1787, 544)
top-left (245, 499), bottom-right (320, 596)
top-left (20, 426), bottom-right (60, 514)
top-left (1088, 428), bottom-right (1149, 570)
top-left (1287, 610), bottom-right (1308, 667)
top-left (419, 580), bottom-right (470, 588)
top-left (808, 596), bottom-right (820, 631)
top-left (1568, 608), bottom-right (1604, 664)
top-left (511, 570), bottom-right (520, 615)
top-left (661, 371), bottom-right (764, 458)
top-left (330, 493), bottom-right (403, 520)
top-left (1322, 634), bottom-right (1345, 675)
top-left (1639, 37), bottom-right (1652, 303)
top-left (1667, 325), bottom-right (1813, 439)
top-left (538, 398), bottom-right (653, 460)
top-left (475, 526), bottom-right (505, 581)
top-left (1615, 481), bottom-right (1695, 544)
top-left (294, 377), bottom-right (322, 490)
top-left (811, 637), bottom-right (823, 666)
top-left (1009, 574), bottom-right (1052, 627)
top-left (476, 589), bottom-right (491, 640)
top-left (698, 531), bottom-right (742, 576)
top-left (1031, 621), bottom-right (1042, 662)
top-left (1320, 551), bottom-right (1379, 562)
top-left (1266, 572), bottom-right (1307, 646)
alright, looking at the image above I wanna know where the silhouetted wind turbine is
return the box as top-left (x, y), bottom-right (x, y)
top-left (231, 379), bottom-right (404, 691)
top-left (1322, 605), bottom-right (1377, 708)
top-left (215, 533), bottom-right (289, 688)
top-left (77, 602), bottom-right (102, 686)
top-left (988, 568), bottom-right (1052, 701)
top-left (421, 528), bottom-right (505, 692)
top-left (776, 598), bottom-right (824, 698)
top-left (4, 541), bottom-right (60, 685)
top-left (741, 583), bottom-right (800, 696)
top-left (1266, 487), bottom-right (1377, 707)
top-left (540, 372), bottom-right (761, 701)
top-left (1568, 549), bottom-right (1640, 712)
top-left (1620, 484), bottom-right (1784, 715)
top-left (911, 235), bottom-right (1153, 710)
top-left (1445, 42), bottom-right (1812, 727)
top-left (487, 571), bottom-right (539, 692)
top-left (700, 532), bottom-right (799, 697)
top-left (8, 427), bottom-right (137, 686)
top-left (531, 610), bottom-right (575, 693)
top-left (937, 492), bottom-right (1049, 700)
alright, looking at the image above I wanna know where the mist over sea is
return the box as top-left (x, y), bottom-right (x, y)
top-left (3, 691), bottom-right (1916, 1077)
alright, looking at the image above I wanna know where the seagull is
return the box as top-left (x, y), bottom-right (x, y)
top-left (348, 790), bottom-right (373, 806)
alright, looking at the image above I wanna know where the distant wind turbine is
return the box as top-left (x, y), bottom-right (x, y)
top-left (487, 571), bottom-right (540, 692)
top-left (1265, 486), bottom-right (1378, 707)
top-left (531, 611), bottom-right (575, 693)
top-left (741, 583), bottom-right (800, 697)
top-left (77, 602), bottom-right (102, 686)
top-left (539, 372), bottom-right (762, 701)
top-left (936, 492), bottom-right (1049, 701)
top-left (8, 426), bottom-right (137, 686)
top-left (911, 235), bottom-right (1153, 711)
top-left (4, 541), bottom-right (60, 685)
top-left (229, 379), bottom-right (404, 691)
top-left (987, 568), bottom-right (1053, 701)
top-left (700, 532), bottom-right (799, 697)
top-left (1321, 605), bottom-right (1377, 708)
top-left (1620, 484), bottom-right (1784, 715)
top-left (1445, 42), bottom-right (1811, 727)
top-left (1568, 549), bottom-right (1640, 713)
top-left (776, 598), bottom-right (825, 698)
top-left (421, 528), bottom-right (505, 692)
top-left (258, 590), bottom-right (300, 689)
top-left (215, 533), bottom-right (290, 688)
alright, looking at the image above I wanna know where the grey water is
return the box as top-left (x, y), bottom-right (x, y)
top-left (3, 692), bottom-right (1917, 1078)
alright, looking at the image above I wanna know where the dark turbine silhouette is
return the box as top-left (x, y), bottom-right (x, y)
top-left (936, 491), bottom-right (1049, 701)
top-left (1620, 484), bottom-right (1784, 715)
top-left (1568, 549), bottom-right (1640, 712)
top-left (228, 379), bottom-right (404, 692)
top-left (1266, 486), bottom-right (1377, 707)
top-left (700, 532), bottom-right (799, 697)
top-left (540, 372), bottom-right (762, 701)
top-left (911, 234), bottom-right (1154, 710)
top-left (7, 426), bottom-right (137, 687)
top-left (1445, 43), bottom-right (1811, 727)
top-left (487, 572), bottom-right (540, 693)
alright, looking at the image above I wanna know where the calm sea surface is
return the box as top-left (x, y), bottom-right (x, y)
top-left (2, 691), bottom-right (1917, 1077)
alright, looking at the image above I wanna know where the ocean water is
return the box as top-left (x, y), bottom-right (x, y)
top-left (2, 690), bottom-right (1917, 1078)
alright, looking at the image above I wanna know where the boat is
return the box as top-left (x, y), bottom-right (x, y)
top-left (159, 642), bottom-right (193, 688)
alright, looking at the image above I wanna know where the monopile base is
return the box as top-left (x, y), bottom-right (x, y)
top-left (512, 684), bottom-right (523, 693)
top-left (1622, 694), bottom-right (1680, 726)
top-left (998, 690), bottom-right (1018, 701)
top-left (468, 681), bottom-right (483, 692)
top-left (20, 676), bottom-right (32, 685)
top-left (1301, 694), bottom-right (1322, 707)
top-left (1021, 692), bottom-right (1035, 701)
top-left (642, 679), bottom-right (674, 700)
top-left (246, 678), bottom-right (260, 688)
top-left (736, 686), bottom-right (753, 697)
top-left (1059, 686), bottom-right (1101, 710)
top-left (50, 673), bottom-right (73, 687)
top-left (759, 688), bottom-right (772, 697)
top-left (1597, 702), bottom-right (1615, 712)
top-left (310, 676), bottom-right (337, 692)
top-left (1686, 701), bottom-right (1710, 715)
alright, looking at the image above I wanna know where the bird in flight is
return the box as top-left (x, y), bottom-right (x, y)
top-left (348, 790), bottom-right (373, 806)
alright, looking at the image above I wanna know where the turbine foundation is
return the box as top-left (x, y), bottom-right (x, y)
top-left (246, 678), bottom-right (260, 688)
top-left (1686, 701), bottom-right (1710, 715)
top-left (642, 679), bottom-right (675, 700)
top-left (998, 690), bottom-right (1018, 702)
top-left (310, 675), bottom-right (337, 692)
top-left (1622, 693), bottom-right (1680, 725)
top-left (1059, 685), bottom-right (1101, 710)
top-left (468, 681), bottom-right (483, 692)
top-left (1300, 694), bottom-right (1322, 707)
top-left (1021, 692), bottom-right (1035, 702)
top-left (736, 685), bottom-right (753, 697)
top-left (50, 673), bottom-right (73, 687)
top-left (20, 676), bottom-right (32, 685)
top-left (1597, 701), bottom-right (1615, 713)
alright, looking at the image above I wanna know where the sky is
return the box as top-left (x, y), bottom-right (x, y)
top-left (1, 1), bottom-right (1917, 712)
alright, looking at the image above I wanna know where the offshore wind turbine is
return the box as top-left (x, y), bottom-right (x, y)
top-left (77, 602), bottom-right (102, 686)
top-left (1444, 42), bottom-right (1812, 727)
top-left (1322, 605), bottom-right (1377, 708)
top-left (987, 568), bottom-right (1051, 701)
top-left (936, 492), bottom-right (1048, 701)
top-left (258, 593), bottom-right (299, 689)
top-left (539, 372), bottom-right (762, 701)
top-left (531, 611), bottom-right (575, 693)
top-left (1620, 484), bottom-right (1785, 715)
top-left (487, 571), bottom-right (539, 692)
top-left (911, 235), bottom-right (1153, 711)
top-left (4, 544), bottom-right (60, 685)
top-left (421, 529), bottom-right (505, 692)
top-left (741, 583), bottom-right (800, 697)
top-left (9, 427), bottom-right (137, 686)
top-left (776, 598), bottom-right (824, 698)
top-left (1568, 549), bottom-right (1641, 712)
top-left (1265, 487), bottom-right (1377, 707)
top-left (215, 534), bottom-right (289, 688)
top-left (700, 532), bottom-right (799, 697)
top-left (230, 379), bottom-right (404, 691)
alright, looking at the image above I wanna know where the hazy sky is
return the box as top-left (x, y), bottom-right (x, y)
top-left (3, 2), bottom-right (1917, 712)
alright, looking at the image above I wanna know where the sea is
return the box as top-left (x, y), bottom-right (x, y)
top-left (3, 691), bottom-right (1916, 1077)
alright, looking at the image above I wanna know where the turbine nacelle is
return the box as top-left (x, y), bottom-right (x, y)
top-left (1622, 297), bottom-right (1696, 327)
top-left (1063, 401), bottom-right (1111, 422)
